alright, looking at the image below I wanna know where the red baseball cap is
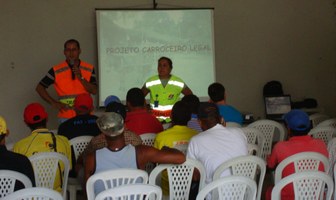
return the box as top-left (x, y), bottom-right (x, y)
top-left (74, 93), bottom-right (93, 112)
top-left (24, 103), bottom-right (48, 124)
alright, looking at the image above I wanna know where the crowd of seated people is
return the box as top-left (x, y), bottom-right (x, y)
top-left (2, 81), bottom-right (332, 200)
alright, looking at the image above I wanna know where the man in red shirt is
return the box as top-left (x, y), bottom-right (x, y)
top-left (266, 109), bottom-right (328, 200)
top-left (125, 88), bottom-right (163, 135)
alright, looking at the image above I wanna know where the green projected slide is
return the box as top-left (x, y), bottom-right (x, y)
top-left (96, 9), bottom-right (215, 106)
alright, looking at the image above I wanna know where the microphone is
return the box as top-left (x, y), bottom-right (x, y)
top-left (69, 59), bottom-right (75, 80)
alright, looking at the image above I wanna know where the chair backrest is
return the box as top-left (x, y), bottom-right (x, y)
top-left (225, 122), bottom-right (242, 128)
top-left (139, 133), bottom-right (157, 174)
top-left (196, 176), bottom-right (257, 200)
top-left (241, 127), bottom-right (265, 158)
top-left (328, 138), bottom-right (336, 177)
top-left (173, 142), bottom-right (189, 155)
top-left (271, 171), bottom-right (333, 200)
top-left (3, 187), bottom-right (63, 200)
top-left (0, 170), bottom-right (33, 198)
top-left (248, 120), bottom-right (286, 160)
top-left (309, 113), bottom-right (330, 128)
top-left (274, 151), bottom-right (329, 184)
top-left (149, 158), bottom-right (206, 200)
top-left (247, 144), bottom-right (259, 156)
top-left (316, 118), bottom-right (336, 128)
top-left (86, 168), bottom-right (148, 200)
top-left (213, 155), bottom-right (266, 200)
top-left (29, 152), bottom-right (70, 199)
top-left (308, 126), bottom-right (336, 145)
top-left (69, 135), bottom-right (93, 160)
top-left (95, 184), bottom-right (162, 200)
top-left (140, 133), bottom-right (157, 146)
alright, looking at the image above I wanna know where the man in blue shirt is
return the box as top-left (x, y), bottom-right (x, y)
top-left (208, 82), bottom-right (243, 125)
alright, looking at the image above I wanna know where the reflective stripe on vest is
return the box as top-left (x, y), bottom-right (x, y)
top-left (53, 61), bottom-right (94, 118)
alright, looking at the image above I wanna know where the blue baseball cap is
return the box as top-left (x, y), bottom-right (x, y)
top-left (104, 95), bottom-right (121, 107)
top-left (283, 109), bottom-right (310, 131)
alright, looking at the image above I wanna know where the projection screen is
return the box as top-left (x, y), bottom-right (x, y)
top-left (96, 9), bottom-right (215, 106)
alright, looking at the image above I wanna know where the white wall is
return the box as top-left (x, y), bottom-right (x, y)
top-left (1, 0), bottom-right (336, 143)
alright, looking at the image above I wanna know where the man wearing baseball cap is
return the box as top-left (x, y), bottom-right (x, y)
top-left (0, 115), bottom-right (36, 188)
top-left (266, 109), bottom-right (328, 200)
top-left (84, 112), bottom-right (186, 197)
top-left (13, 103), bottom-right (72, 193)
top-left (58, 93), bottom-right (100, 140)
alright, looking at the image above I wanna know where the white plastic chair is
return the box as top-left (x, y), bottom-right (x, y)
top-left (140, 133), bottom-right (157, 174)
top-left (196, 176), bottom-right (257, 200)
top-left (3, 187), bottom-right (63, 200)
top-left (317, 118), bottom-right (336, 128)
top-left (271, 171), bottom-right (333, 200)
top-left (149, 158), bottom-right (206, 200)
top-left (5, 143), bottom-right (14, 151)
top-left (241, 127), bottom-right (265, 158)
top-left (328, 138), bottom-right (336, 178)
top-left (29, 152), bottom-right (70, 200)
top-left (95, 183), bottom-right (162, 200)
top-left (140, 133), bottom-right (156, 146)
top-left (309, 113), bottom-right (330, 128)
top-left (173, 142), bottom-right (189, 155)
top-left (0, 170), bottom-right (33, 198)
top-left (86, 168), bottom-right (148, 200)
top-left (274, 151), bottom-right (329, 184)
top-left (225, 122), bottom-right (242, 128)
top-left (308, 126), bottom-right (336, 145)
top-left (248, 119), bottom-right (286, 160)
top-left (213, 155), bottom-right (266, 200)
top-left (67, 135), bottom-right (93, 200)
top-left (247, 143), bottom-right (260, 156)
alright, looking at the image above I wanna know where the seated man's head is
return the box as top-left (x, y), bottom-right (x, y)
top-left (198, 102), bottom-right (223, 131)
top-left (74, 93), bottom-right (93, 115)
top-left (0, 116), bottom-right (8, 144)
top-left (105, 102), bottom-right (126, 120)
top-left (208, 82), bottom-right (225, 103)
top-left (104, 95), bottom-right (121, 107)
top-left (23, 103), bottom-right (48, 130)
top-left (181, 94), bottom-right (200, 115)
top-left (283, 109), bottom-right (311, 136)
top-left (126, 88), bottom-right (145, 109)
top-left (96, 112), bottom-right (125, 141)
top-left (171, 101), bottom-right (191, 126)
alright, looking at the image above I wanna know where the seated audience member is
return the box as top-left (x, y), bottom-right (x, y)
top-left (0, 116), bottom-right (36, 188)
top-left (266, 109), bottom-right (328, 200)
top-left (125, 87), bottom-right (163, 135)
top-left (187, 102), bottom-right (248, 185)
top-left (181, 94), bottom-right (202, 132)
top-left (208, 82), bottom-right (243, 125)
top-left (84, 112), bottom-right (185, 195)
top-left (13, 103), bottom-right (71, 193)
top-left (58, 93), bottom-right (100, 139)
top-left (76, 102), bottom-right (142, 182)
top-left (104, 95), bottom-right (121, 107)
top-left (154, 100), bottom-right (198, 196)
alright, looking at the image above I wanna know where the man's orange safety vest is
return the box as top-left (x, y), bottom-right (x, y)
top-left (53, 61), bottom-right (94, 119)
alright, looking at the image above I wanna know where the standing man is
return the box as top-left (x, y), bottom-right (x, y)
top-left (142, 57), bottom-right (192, 122)
top-left (36, 39), bottom-right (97, 122)
top-left (208, 82), bottom-right (243, 125)
top-left (187, 102), bottom-right (248, 185)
